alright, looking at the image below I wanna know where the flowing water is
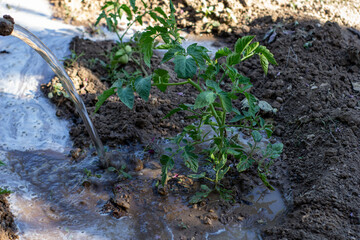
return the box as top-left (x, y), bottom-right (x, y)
top-left (10, 24), bottom-right (106, 164)
top-left (0, 1), bottom-right (288, 239)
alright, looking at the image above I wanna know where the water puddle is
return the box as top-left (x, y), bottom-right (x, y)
top-left (206, 186), bottom-right (285, 240)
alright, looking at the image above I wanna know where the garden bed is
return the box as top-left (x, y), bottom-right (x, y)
top-left (4, 0), bottom-right (360, 239)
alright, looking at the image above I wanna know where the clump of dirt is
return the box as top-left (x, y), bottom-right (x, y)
top-left (0, 195), bottom-right (18, 240)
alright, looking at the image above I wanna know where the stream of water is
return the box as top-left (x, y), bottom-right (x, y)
top-left (11, 24), bottom-right (106, 164)
top-left (0, 1), bottom-right (287, 239)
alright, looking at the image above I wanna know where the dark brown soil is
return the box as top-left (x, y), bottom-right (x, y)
top-left (0, 195), bottom-right (17, 240)
top-left (35, 0), bottom-right (360, 239)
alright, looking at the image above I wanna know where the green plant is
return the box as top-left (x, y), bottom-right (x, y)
top-left (108, 165), bottom-right (132, 180)
top-left (83, 168), bottom-right (102, 180)
top-left (48, 82), bottom-right (69, 99)
top-left (62, 50), bottom-right (84, 68)
top-left (95, 0), bottom-right (283, 201)
top-left (0, 161), bottom-right (11, 195)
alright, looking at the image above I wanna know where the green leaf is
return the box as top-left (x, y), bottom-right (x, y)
top-left (230, 114), bottom-right (244, 123)
top-left (153, 68), bottom-right (169, 92)
top-left (246, 42), bottom-right (260, 55)
top-left (218, 166), bottom-right (230, 181)
top-left (0, 188), bottom-right (12, 195)
top-left (95, 11), bottom-right (106, 26)
top-left (252, 130), bottom-right (262, 143)
top-left (135, 76), bottom-right (151, 101)
top-left (130, 0), bottom-right (136, 11)
top-left (215, 47), bottom-right (232, 59)
top-left (194, 91), bottom-right (217, 109)
top-left (259, 54), bottom-right (269, 75)
top-left (169, 0), bottom-right (175, 14)
top-left (139, 31), bottom-right (155, 67)
top-left (154, 7), bottom-right (167, 18)
top-left (255, 45), bottom-right (277, 65)
top-left (108, 167), bottom-right (116, 172)
top-left (182, 145), bottom-right (199, 172)
top-left (95, 87), bottom-right (115, 113)
top-left (117, 86), bottom-right (134, 109)
top-left (226, 53), bottom-right (241, 66)
top-left (187, 43), bottom-right (209, 69)
top-left (188, 172), bottom-right (206, 179)
top-left (234, 35), bottom-right (255, 54)
top-left (174, 55), bottom-right (197, 79)
top-left (120, 4), bottom-right (132, 20)
top-left (111, 79), bottom-right (123, 88)
top-left (162, 45), bottom-right (184, 63)
top-left (206, 80), bottom-right (221, 93)
top-left (218, 92), bottom-right (232, 112)
top-left (237, 156), bottom-right (254, 172)
top-left (149, 12), bottom-right (158, 21)
top-left (163, 104), bottom-right (188, 119)
top-left (0, 160), bottom-right (4, 166)
top-left (160, 155), bottom-right (174, 185)
top-left (189, 185), bottom-right (211, 204)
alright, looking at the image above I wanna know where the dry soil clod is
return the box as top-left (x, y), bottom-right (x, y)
top-left (0, 15), bottom-right (14, 36)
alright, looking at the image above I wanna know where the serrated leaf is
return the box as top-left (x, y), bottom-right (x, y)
top-left (117, 86), bottom-right (134, 109)
top-left (174, 55), bottom-right (197, 79)
top-left (154, 7), bottom-right (167, 18)
top-left (95, 11), bottom-right (106, 26)
top-left (226, 53), bottom-right (241, 66)
top-left (135, 76), bottom-right (151, 101)
top-left (95, 87), bottom-right (115, 112)
top-left (259, 54), bottom-right (269, 75)
top-left (218, 92), bottom-right (232, 112)
top-left (215, 47), bottom-right (232, 59)
top-left (149, 12), bottom-right (158, 21)
top-left (183, 145), bottom-right (199, 172)
top-left (252, 130), bottom-right (262, 143)
top-left (160, 155), bottom-right (174, 185)
top-left (245, 41), bottom-right (259, 56)
top-left (194, 91), bottom-right (217, 109)
top-left (255, 45), bottom-right (277, 65)
top-left (120, 4), bottom-right (132, 20)
top-left (189, 185), bottom-right (211, 204)
top-left (153, 68), bottom-right (169, 92)
top-left (162, 45), bottom-right (184, 63)
top-left (234, 35), bottom-right (255, 54)
top-left (139, 31), bottom-right (154, 67)
top-left (187, 43), bottom-right (209, 69)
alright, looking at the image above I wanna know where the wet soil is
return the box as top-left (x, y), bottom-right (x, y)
top-left (4, 0), bottom-right (360, 239)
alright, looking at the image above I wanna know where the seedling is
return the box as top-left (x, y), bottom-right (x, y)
top-left (62, 50), bottom-right (84, 68)
top-left (108, 165), bottom-right (132, 180)
top-left (0, 161), bottom-right (11, 195)
top-left (95, 0), bottom-right (283, 202)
